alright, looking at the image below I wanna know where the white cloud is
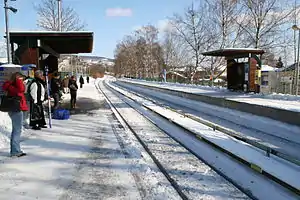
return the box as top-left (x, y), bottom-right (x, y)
top-left (157, 19), bottom-right (174, 32)
top-left (106, 8), bottom-right (132, 17)
top-left (132, 19), bottom-right (174, 33)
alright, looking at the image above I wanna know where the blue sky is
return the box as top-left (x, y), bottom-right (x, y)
top-left (0, 0), bottom-right (194, 59)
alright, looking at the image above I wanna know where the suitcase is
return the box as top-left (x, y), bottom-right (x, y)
top-left (52, 109), bottom-right (70, 120)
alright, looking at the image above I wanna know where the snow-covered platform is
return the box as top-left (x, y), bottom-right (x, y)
top-left (119, 79), bottom-right (300, 126)
top-left (0, 81), bottom-right (180, 200)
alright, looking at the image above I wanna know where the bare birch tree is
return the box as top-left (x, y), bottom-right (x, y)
top-left (205, 0), bottom-right (243, 48)
top-left (35, 0), bottom-right (86, 31)
top-left (135, 25), bottom-right (160, 78)
top-left (237, 0), bottom-right (295, 49)
top-left (161, 28), bottom-right (189, 72)
top-left (203, 0), bottom-right (244, 82)
top-left (114, 25), bottom-right (164, 79)
top-left (170, 2), bottom-right (216, 82)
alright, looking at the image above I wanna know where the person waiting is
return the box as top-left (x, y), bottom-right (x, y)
top-left (50, 72), bottom-right (62, 111)
top-left (68, 76), bottom-right (78, 109)
top-left (79, 75), bottom-right (84, 88)
top-left (2, 72), bottom-right (28, 157)
top-left (29, 70), bottom-right (47, 130)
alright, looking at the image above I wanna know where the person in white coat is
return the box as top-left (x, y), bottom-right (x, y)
top-left (23, 75), bottom-right (34, 129)
top-left (29, 70), bottom-right (47, 130)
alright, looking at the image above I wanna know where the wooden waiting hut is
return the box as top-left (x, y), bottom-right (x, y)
top-left (202, 48), bottom-right (265, 93)
top-left (8, 31), bottom-right (94, 74)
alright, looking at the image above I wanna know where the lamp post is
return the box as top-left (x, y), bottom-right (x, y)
top-left (292, 25), bottom-right (300, 96)
top-left (4, 0), bottom-right (17, 64)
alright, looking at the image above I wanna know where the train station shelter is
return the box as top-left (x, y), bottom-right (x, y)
top-left (202, 48), bottom-right (265, 93)
top-left (8, 31), bottom-right (94, 73)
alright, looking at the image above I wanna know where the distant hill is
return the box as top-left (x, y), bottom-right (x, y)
top-left (60, 55), bottom-right (114, 62)
top-left (79, 55), bottom-right (114, 62)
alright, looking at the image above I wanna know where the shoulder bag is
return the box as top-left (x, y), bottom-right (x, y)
top-left (0, 84), bottom-right (21, 112)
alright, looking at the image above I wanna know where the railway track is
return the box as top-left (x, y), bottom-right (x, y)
top-left (96, 81), bottom-right (251, 199)
top-left (113, 81), bottom-right (300, 166)
top-left (116, 81), bottom-right (300, 146)
top-left (97, 83), bottom-right (189, 200)
top-left (96, 79), bottom-right (300, 200)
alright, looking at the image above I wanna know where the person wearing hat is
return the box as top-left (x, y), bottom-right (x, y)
top-left (28, 70), bottom-right (47, 130)
top-left (2, 72), bottom-right (28, 157)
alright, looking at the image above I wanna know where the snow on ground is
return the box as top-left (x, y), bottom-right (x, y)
top-left (0, 80), bottom-right (182, 200)
top-left (121, 78), bottom-right (300, 112)
top-left (0, 112), bottom-right (10, 149)
top-left (123, 78), bottom-right (228, 92)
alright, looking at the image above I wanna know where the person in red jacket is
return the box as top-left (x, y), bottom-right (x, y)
top-left (2, 72), bottom-right (28, 157)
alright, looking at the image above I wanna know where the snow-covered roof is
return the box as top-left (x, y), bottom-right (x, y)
top-left (199, 78), bottom-right (225, 83)
top-left (261, 65), bottom-right (279, 72)
top-left (202, 48), bottom-right (264, 57)
top-left (0, 57), bottom-right (7, 63)
top-left (0, 64), bottom-right (22, 68)
top-left (221, 48), bottom-right (264, 51)
top-left (167, 71), bottom-right (187, 78)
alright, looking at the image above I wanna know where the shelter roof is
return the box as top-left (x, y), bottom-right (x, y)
top-left (202, 48), bottom-right (265, 57)
top-left (9, 31), bottom-right (93, 54)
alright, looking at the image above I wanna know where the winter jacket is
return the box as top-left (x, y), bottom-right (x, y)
top-left (51, 78), bottom-right (61, 94)
top-left (68, 80), bottom-right (78, 92)
top-left (24, 77), bottom-right (34, 101)
top-left (2, 78), bottom-right (28, 111)
top-left (29, 79), bottom-right (46, 104)
top-left (79, 77), bottom-right (84, 84)
top-left (62, 78), bottom-right (69, 88)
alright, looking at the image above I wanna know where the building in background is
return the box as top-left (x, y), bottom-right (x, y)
top-left (260, 65), bottom-right (280, 94)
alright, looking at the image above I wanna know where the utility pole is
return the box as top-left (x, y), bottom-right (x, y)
top-left (71, 56), bottom-right (73, 75)
top-left (294, 0), bottom-right (297, 64)
top-left (57, 0), bottom-right (62, 31)
top-left (296, 29), bottom-right (300, 96)
top-left (4, 0), bottom-right (17, 64)
top-left (293, 0), bottom-right (297, 93)
top-left (4, 0), bottom-right (10, 63)
top-left (75, 55), bottom-right (78, 78)
top-left (292, 25), bottom-right (300, 96)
